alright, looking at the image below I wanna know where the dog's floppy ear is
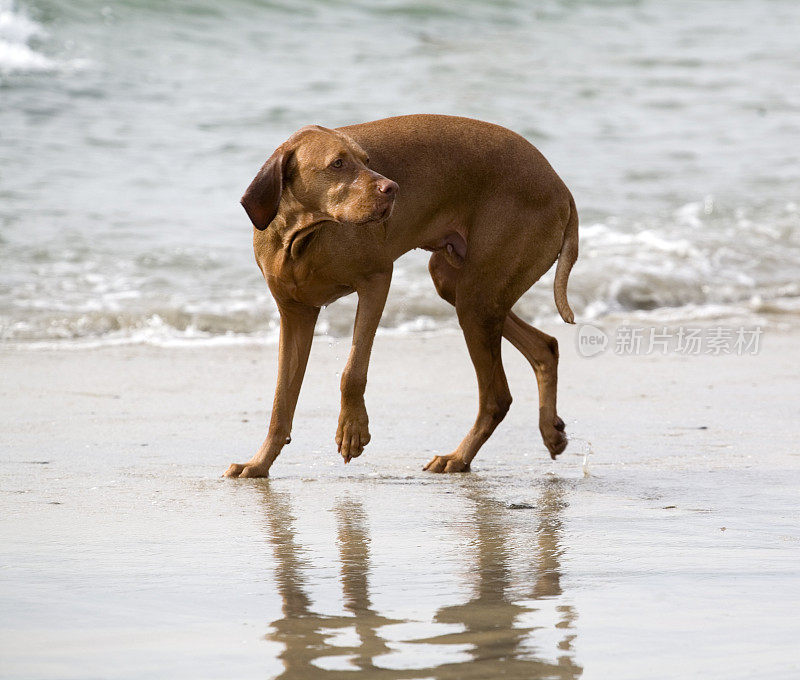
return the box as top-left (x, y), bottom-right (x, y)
top-left (241, 148), bottom-right (289, 231)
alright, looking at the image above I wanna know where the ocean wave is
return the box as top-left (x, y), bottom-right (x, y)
top-left (3, 198), bottom-right (800, 346)
top-left (0, 0), bottom-right (52, 74)
top-left (0, 0), bottom-right (87, 76)
top-left (2, 202), bottom-right (799, 349)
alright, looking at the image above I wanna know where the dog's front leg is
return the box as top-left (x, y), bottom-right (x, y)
top-left (337, 270), bottom-right (392, 463)
top-left (224, 301), bottom-right (319, 478)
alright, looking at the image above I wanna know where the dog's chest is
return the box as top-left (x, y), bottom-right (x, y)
top-left (262, 250), bottom-right (353, 307)
top-left (256, 223), bottom-right (389, 307)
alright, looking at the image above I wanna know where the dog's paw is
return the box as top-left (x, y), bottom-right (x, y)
top-left (336, 409), bottom-right (371, 463)
top-left (223, 462), bottom-right (270, 478)
top-left (423, 453), bottom-right (470, 473)
top-left (541, 416), bottom-right (568, 459)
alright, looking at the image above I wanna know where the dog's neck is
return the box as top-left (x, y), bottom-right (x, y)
top-left (271, 190), bottom-right (389, 259)
top-left (271, 193), bottom-right (334, 259)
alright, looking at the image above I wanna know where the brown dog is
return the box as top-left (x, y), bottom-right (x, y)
top-left (224, 115), bottom-right (578, 478)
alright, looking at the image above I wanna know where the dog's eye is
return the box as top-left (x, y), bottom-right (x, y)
top-left (331, 158), bottom-right (343, 169)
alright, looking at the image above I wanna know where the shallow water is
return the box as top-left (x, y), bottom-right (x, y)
top-left (4, 454), bottom-right (798, 679)
top-left (1, 0), bottom-right (800, 343)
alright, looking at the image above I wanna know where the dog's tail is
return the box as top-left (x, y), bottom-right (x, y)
top-left (554, 195), bottom-right (579, 324)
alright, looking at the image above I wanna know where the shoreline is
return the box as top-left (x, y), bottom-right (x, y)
top-left (3, 306), bottom-right (797, 353)
top-left (3, 322), bottom-right (798, 470)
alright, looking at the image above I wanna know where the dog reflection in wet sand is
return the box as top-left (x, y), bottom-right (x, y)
top-left (225, 115), bottom-right (578, 478)
top-left (259, 481), bottom-right (581, 679)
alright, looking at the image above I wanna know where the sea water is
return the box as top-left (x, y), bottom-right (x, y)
top-left (1, 0), bottom-right (799, 344)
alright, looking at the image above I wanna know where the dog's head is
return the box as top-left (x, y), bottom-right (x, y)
top-left (241, 125), bottom-right (398, 236)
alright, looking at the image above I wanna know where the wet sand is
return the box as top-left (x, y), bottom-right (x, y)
top-left (2, 326), bottom-right (799, 679)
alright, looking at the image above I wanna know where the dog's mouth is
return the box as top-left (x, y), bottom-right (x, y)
top-left (351, 202), bottom-right (393, 225)
top-left (373, 199), bottom-right (396, 222)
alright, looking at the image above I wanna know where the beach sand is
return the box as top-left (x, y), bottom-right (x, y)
top-left (2, 325), bottom-right (799, 679)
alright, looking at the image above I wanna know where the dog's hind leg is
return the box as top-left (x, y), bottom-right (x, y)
top-left (502, 312), bottom-right (567, 458)
top-left (428, 252), bottom-right (567, 461)
top-left (425, 253), bottom-right (512, 472)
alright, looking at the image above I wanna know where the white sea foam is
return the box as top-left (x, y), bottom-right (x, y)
top-left (0, 0), bottom-right (53, 74)
top-left (6, 320), bottom-right (281, 351)
top-left (2, 201), bottom-right (798, 348)
top-left (0, 0), bottom-right (88, 75)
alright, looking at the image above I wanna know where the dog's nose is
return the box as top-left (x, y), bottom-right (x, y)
top-left (378, 179), bottom-right (398, 196)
